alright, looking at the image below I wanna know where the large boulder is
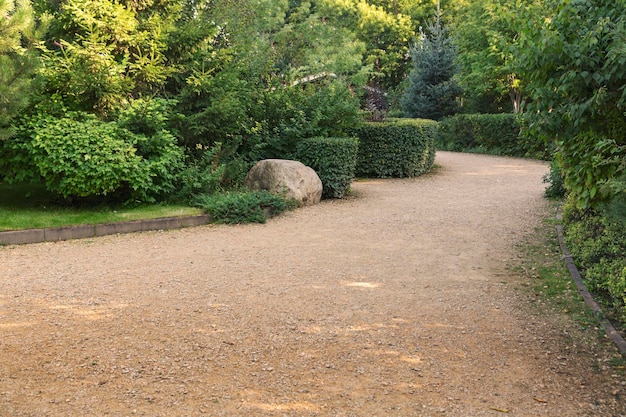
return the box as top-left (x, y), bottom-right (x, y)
top-left (245, 159), bottom-right (323, 207)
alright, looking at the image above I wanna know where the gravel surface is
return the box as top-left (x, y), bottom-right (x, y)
top-left (1, 151), bottom-right (624, 417)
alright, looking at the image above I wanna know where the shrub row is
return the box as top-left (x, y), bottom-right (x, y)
top-left (437, 113), bottom-right (549, 159)
top-left (563, 205), bottom-right (626, 329)
top-left (352, 118), bottom-right (437, 178)
top-left (296, 137), bottom-right (359, 199)
top-left (292, 119), bottom-right (437, 199)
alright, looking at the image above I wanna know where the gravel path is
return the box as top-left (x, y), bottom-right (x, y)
top-left (1, 151), bottom-right (624, 417)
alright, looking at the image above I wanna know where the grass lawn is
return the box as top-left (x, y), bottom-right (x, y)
top-left (0, 183), bottom-right (201, 232)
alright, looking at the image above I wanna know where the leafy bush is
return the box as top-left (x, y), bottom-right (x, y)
top-left (516, 0), bottom-right (626, 211)
top-left (7, 108), bottom-right (184, 203)
top-left (563, 206), bottom-right (626, 328)
top-left (557, 132), bottom-right (624, 210)
top-left (248, 79), bottom-right (362, 161)
top-left (295, 137), bottom-right (359, 199)
top-left (173, 144), bottom-right (226, 203)
top-left (352, 118), bottom-right (437, 178)
top-left (25, 112), bottom-right (145, 199)
top-left (543, 159), bottom-right (566, 199)
top-left (194, 190), bottom-right (296, 224)
top-left (115, 98), bottom-right (186, 200)
top-left (437, 113), bottom-right (546, 158)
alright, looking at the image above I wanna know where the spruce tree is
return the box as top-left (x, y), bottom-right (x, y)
top-left (0, 0), bottom-right (40, 140)
top-left (401, 6), bottom-right (461, 121)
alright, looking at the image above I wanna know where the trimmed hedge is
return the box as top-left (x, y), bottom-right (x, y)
top-left (296, 136), bottom-right (359, 199)
top-left (438, 113), bottom-right (517, 154)
top-left (352, 118), bottom-right (437, 178)
top-left (437, 113), bottom-right (549, 159)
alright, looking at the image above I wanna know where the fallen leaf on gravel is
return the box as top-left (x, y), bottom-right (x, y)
top-left (489, 406), bottom-right (510, 413)
top-left (533, 397), bottom-right (548, 403)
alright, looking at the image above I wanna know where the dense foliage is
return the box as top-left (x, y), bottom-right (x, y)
top-left (295, 136), bottom-right (359, 199)
top-left (4, 100), bottom-right (185, 203)
top-left (515, 0), bottom-right (626, 211)
top-left (0, 0), bottom-right (46, 140)
top-left (401, 10), bottom-right (461, 120)
top-left (437, 113), bottom-right (548, 159)
top-left (353, 118), bottom-right (437, 178)
top-left (514, 0), bottom-right (626, 333)
top-left (194, 190), bottom-right (296, 224)
top-left (564, 205), bottom-right (626, 329)
top-left (452, 0), bottom-right (541, 114)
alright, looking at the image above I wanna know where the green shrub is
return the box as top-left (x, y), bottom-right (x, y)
top-left (26, 113), bottom-right (146, 199)
top-left (543, 159), bottom-right (567, 199)
top-left (295, 137), bottom-right (359, 199)
top-left (563, 206), bottom-right (626, 328)
top-left (437, 113), bottom-right (548, 159)
top-left (115, 99), bottom-right (186, 201)
top-left (174, 144), bottom-right (226, 203)
top-left (558, 131), bottom-right (624, 210)
top-left (352, 118), bottom-right (437, 178)
top-left (194, 190), bottom-right (296, 224)
top-left (247, 79), bottom-right (362, 161)
top-left (8, 109), bottom-right (184, 203)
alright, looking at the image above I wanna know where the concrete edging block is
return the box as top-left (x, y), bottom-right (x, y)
top-left (181, 215), bottom-right (210, 227)
top-left (0, 229), bottom-right (46, 245)
top-left (44, 224), bottom-right (95, 242)
top-left (140, 217), bottom-right (183, 232)
top-left (95, 220), bottom-right (144, 237)
top-left (1, 215), bottom-right (212, 246)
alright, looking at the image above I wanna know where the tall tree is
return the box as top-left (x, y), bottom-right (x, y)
top-left (34, 0), bottom-right (183, 116)
top-left (401, 6), bottom-right (461, 120)
top-left (454, 0), bottom-right (522, 113)
top-left (516, 0), bottom-right (626, 209)
top-left (0, 0), bottom-right (45, 139)
top-left (317, 0), bottom-right (414, 89)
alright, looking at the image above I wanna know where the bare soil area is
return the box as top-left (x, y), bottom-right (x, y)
top-left (1, 151), bottom-right (624, 417)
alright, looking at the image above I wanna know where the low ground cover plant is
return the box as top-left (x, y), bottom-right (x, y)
top-left (194, 190), bottom-right (297, 224)
top-left (563, 203), bottom-right (626, 330)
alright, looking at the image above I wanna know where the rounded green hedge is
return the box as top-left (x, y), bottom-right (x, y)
top-left (295, 136), bottom-right (359, 199)
top-left (437, 113), bottom-right (550, 159)
top-left (353, 118), bottom-right (437, 178)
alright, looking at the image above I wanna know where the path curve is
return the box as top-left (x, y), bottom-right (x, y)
top-left (1, 152), bottom-right (624, 416)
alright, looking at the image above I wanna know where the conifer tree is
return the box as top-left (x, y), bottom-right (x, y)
top-left (401, 4), bottom-right (461, 120)
top-left (0, 0), bottom-right (41, 139)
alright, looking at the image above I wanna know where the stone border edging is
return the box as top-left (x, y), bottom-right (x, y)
top-left (556, 209), bottom-right (626, 357)
top-left (0, 214), bottom-right (210, 246)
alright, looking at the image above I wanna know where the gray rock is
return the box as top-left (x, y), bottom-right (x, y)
top-left (244, 159), bottom-right (323, 207)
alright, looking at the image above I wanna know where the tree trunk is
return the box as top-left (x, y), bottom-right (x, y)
top-left (509, 86), bottom-right (522, 114)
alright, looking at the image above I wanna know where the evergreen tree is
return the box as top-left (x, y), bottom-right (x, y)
top-left (0, 0), bottom-right (42, 139)
top-left (401, 6), bottom-right (461, 120)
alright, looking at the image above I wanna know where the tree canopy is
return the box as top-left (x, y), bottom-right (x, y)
top-left (401, 8), bottom-right (461, 120)
top-left (515, 0), bottom-right (626, 209)
top-left (0, 0), bottom-right (46, 139)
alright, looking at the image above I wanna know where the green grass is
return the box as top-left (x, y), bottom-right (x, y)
top-left (514, 214), bottom-right (595, 326)
top-left (513, 208), bottom-right (626, 369)
top-left (0, 183), bottom-right (201, 231)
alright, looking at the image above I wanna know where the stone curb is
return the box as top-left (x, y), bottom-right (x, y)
top-left (0, 215), bottom-right (211, 246)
